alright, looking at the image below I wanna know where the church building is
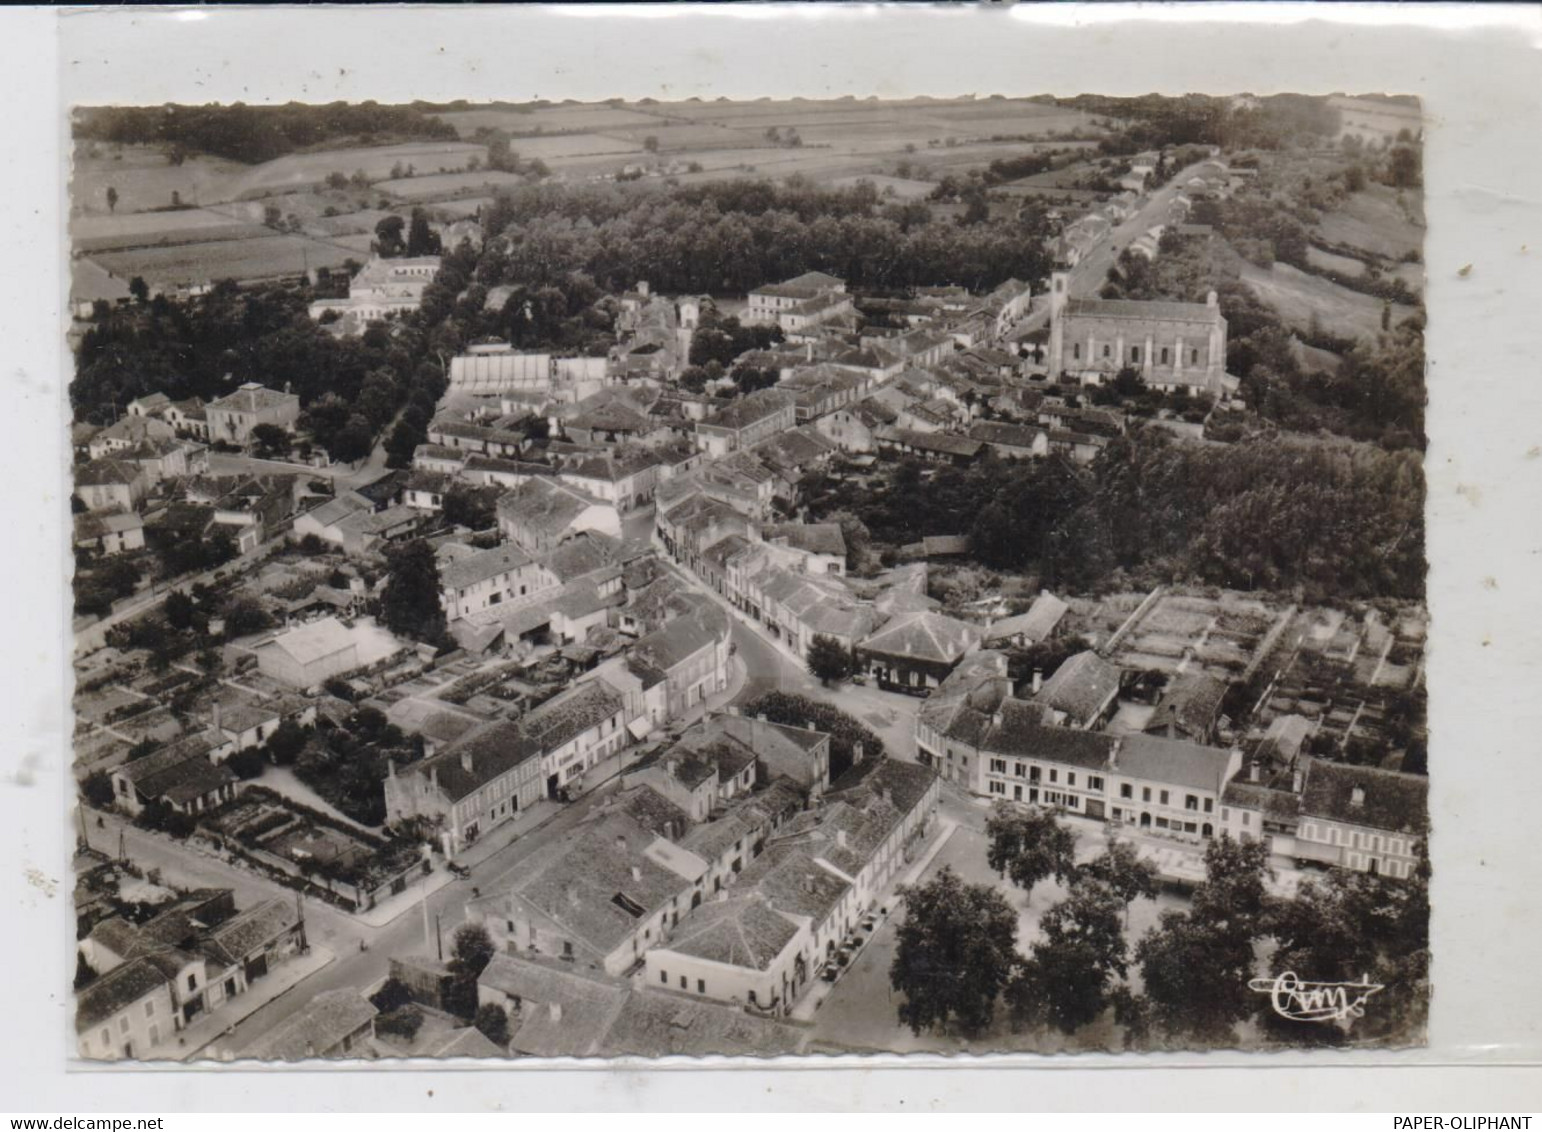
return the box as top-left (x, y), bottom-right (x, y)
top-left (1046, 271), bottom-right (1228, 396)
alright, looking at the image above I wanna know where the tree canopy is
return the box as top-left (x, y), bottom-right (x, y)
top-left (890, 866), bottom-right (1019, 1037)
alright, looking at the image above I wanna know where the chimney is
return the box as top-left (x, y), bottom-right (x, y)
top-left (852, 742), bottom-right (864, 766)
top-left (805, 342), bottom-right (813, 362)
top-left (638, 281), bottom-right (650, 298)
top-left (1109, 738), bottom-right (1122, 770)
top-left (631, 865), bottom-right (642, 882)
top-left (1032, 668), bottom-right (1044, 694)
top-left (387, 757), bottom-right (397, 779)
top-left (1207, 290), bottom-right (1218, 308)
top-left (666, 758), bottom-right (679, 780)
top-left (616, 834), bottom-right (628, 853)
top-left (805, 722), bottom-right (816, 732)
top-left (836, 829), bottom-right (847, 849)
top-left (212, 700), bottom-right (223, 734)
top-left (804, 874), bottom-right (814, 895)
top-left (1291, 766), bottom-right (1303, 793)
top-left (1350, 786), bottom-right (1365, 808)
top-left (1248, 760), bottom-right (1259, 784)
top-left (548, 1001), bottom-right (562, 1023)
top-left (429, 766), bottom-right (439, 793)
top-left (991, 710), bottom-right (1003, 729)
top-left (461, 748), bottom-right (474, 775)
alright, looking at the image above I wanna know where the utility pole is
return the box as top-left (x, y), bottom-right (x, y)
top-left (435, 912), bottom-right (443, 962)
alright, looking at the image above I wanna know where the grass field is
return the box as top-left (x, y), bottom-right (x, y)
top-left (1241, 261), bottom-right (1417, 342)
top-left (831, 175), bottom-right (936, 200)
top-left (423, 197), bottom-right (494, 219)
top-left (90, 234), bottom-right (368, 288)
top-left (1313, 184), bottom-right (1424, 261)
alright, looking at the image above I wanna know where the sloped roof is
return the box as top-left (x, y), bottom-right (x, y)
top-left (1036, 650), bottom-right (1121, 722)
top-left (760, 523), bottom-right (847, 559)
top-left (1115, 733), bottom-right (1234, 795)
top-left (75, 956), bottom-right (173, 1032)
top-left (1064, 297), bottom-right (1222, 323)
top-left (243, 990), bottom-right (378, 1060)
top-left (496, 477), bottom-right (607, 539)
top-left (658, 895), bottom-right (800, 972)
top-left (414, 719), bottom-right (542, 802)
top-left (259, 616), bottom-right (357, 668)
top-left (76, 458), bottom-right (143, 487)
top-left (1299, 759), bottom-right (1428, 834)
top-left (202, 898), bottom-right (299, 966)
top-left (859, 611), bottom-right (980, 665)
top-left (441, 544), bottom-right (535, 591)
top-left (208, 385), bottom-right (298, 415)
top-left (1144, 671), bottom-right (1229, 738)
top-left (984, 592), bottom-right (1069, 644)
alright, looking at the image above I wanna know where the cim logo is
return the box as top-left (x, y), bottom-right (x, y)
top-left (1248, 971), bottom-right (1385, 1025)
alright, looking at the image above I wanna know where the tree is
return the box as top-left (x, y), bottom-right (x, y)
top-left (380, 539), bottom-right (446, 645)
top-left (75, 952), bottom-right (99, 991)
top-left (250, 423), bottom-right (291, 459)
top-left (441, 483), bottom-right (500, 531)
top-left (369, 977), bottom-right (414, 1014)
top-left (80, 769), bottom-right (116, 809)
top-left (264, 719), bottom-right (309, 767)
top-left (1189, 834), bottom-right (1273, 944)
top-left (1007, 878), bottom-right (1128, 1034)
top-left (449, 922), bottom-right (496, 981)
top-left (164, 590), bottom-right (197, 631)
top-left (129, 276), bottom-right (150, 304)
top-left (740, 691), bottom-right (885, 779)
top-left (221, 596), bottom-right (273, 640)
top-left (106, 186), bottom-right (118, 213)
top-left (643, 135), bottom-right (659, 153)
top-left (406, 208), bottom-right (442, 257)
top-left (374, 215), bottom-right (406, 257)
top-left (806, 634), bottom-right (852, 686)
top-left (985, 803), bottom-right (1078, 906)
top-left (1083, 839), bottom-right (1159, 926)
top-left (442, 922), bottom-right (497, 1019)
top-left (473, 1002), bottom-right (510, 1049)
top-left (890, 866), bottom-right (1019, 1036)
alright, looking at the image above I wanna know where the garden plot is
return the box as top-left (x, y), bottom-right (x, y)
top-left (1112, 592), bottom-right (1280, 679)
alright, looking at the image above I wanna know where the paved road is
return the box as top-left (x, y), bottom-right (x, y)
top-left (1007, 157), bottom-right (1225, 343)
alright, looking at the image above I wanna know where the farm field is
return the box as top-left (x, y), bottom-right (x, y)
top-left (72, 141), bottom-right (489, 215)
top-left (71, 209), bottom-right (270, 254)
top-left (375, 170), bottom-right (527, 201)
top-left (1240, 261), bottom-right (1417, 342)
top-left (89, 233), bottom-right (369, 289)
top-left (1312, 184), bottom-right (1424, 261)
top-left (433, 104), bottom-right (664, 136)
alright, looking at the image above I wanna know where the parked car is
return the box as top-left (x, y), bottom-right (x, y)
top-left (446, 861), bottom-right (471, 879)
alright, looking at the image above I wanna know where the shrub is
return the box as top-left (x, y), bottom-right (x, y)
top-left (375, 1005), bottom-right (424, 1040)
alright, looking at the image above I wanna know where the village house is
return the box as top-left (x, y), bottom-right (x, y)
top-left (1143, 671), bottom-right (1231, 744)
top-left (1105, 733), bottom-right (1240, 841)
top-left (496, 477), bottom-right (622, 555)
top-left (1034, 650), bottom-right (1123, 730)
top-left (426, 417), bottom-right (527, 458)
top-left (205, 383), bottom-right (301, 447)
top-left (873, 426), bottom-right (983, 467)
top-left (384, 718), bottom-right (545, 855)
top-left (982, 592), bottom-right (1070, 649)
top-left (110, 736), bottom-right (239, 818)
top-left (1292, 760), bottom-right (1428, 879)
top-left (75, 458), bottom-right (149, 513)
top-left (744, 271), bottom-right (852, 335)
top-left (558, 449), bottom-right (662, 513)
top-left (695, 389), bottom-right (797, 457)
top-left (75, 953), bottom-right (186, 1060)
top-left (412, 444), bottom-right (467, 475)
top-left (242, 989), bottom-right (378, 1059)
top-left (968, 420), bottom-right (1050, 461)
top-left (814, 398), bottom-right (898, 455)
top-left (522, 677), bottom-right (632, 799)
top-left (468, 809), bottom-right (708, 977)
top-left (856, 611), bottom-right (982, 694)
top-left (88, 414), bottom-right (176, 460)
top-left (73, 511), bottom-right (146, 557)
top-left (402, 469), bottom-right (453, 512)
top-left (438, 543), bottom-right (551, 622)
top-left (624, 601), bottom-right (732, 723)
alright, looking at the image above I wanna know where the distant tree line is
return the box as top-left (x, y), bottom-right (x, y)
top-left (480, 176), bottom-right (1056, 295)
top-left (75, 102), bottom-right (458, 165)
